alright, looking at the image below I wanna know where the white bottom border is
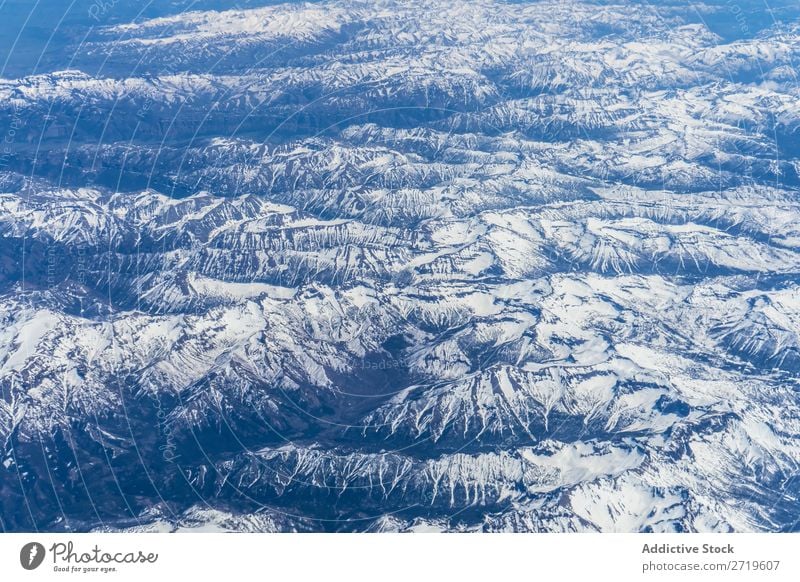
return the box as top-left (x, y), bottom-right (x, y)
top-left (1, 533), bottom-right (797, 581)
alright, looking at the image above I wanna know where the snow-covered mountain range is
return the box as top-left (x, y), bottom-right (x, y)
top-left (1, 0), bottom-right (799, 532)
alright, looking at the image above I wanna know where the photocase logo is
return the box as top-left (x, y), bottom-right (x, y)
top-left (20, 542), bottom-right (46, 570)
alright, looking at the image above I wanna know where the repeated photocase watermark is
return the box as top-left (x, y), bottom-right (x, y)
top-left (88, 0), bottom-right (120, 23)
top-left (0, 103), bottom-right (24, 171)
top-left (0, 0), bottom-right (798, 534)
top-left (725, 0), bottom-right (752, 36)
top-left (153, 393), bottom-right (180, 464)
